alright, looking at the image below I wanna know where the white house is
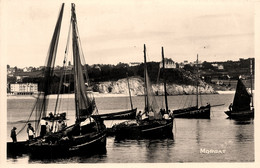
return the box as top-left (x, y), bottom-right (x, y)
top-left (10, 83), bottom-right (38, 95)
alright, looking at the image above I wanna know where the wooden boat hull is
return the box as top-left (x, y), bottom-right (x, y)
top-left (113, 119), bottom-right (174, 140)
top-left (7, 141), bottom-right (29, 157)
top-left (92, 108), bottom-right (137, 120)
top-left (225, 109), bottom-right (254, 119)
top-left (28, 131), bottom-right (106, 159)
top-left (173, 106), bottom-right (210, 119)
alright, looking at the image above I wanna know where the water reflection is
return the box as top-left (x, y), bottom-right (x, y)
top-left (235, 122), bottom-right (254, 143)
top-left (7, 94), bottom-right (254, 162)
top-left (28, 147), bottom-right (107, 163)
top-left (233, 119), bottom-right (254, 125)
top-left (145, 139), bottom-right (174, 162)
top-left (196, 120), bottom-right (201, 144)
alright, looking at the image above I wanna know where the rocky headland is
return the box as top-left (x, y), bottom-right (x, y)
top-left (95, 77), bottom-right (216, 96)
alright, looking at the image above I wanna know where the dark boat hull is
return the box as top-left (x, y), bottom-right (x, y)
top-left (92, 108), bottom-right (137, 120)
top-left (173, 106), bottom-right (210, 119)
top-left (7, 141), bottom-right (29, 157)
top-left (113, 119), bottom-right (174, 140)
top-left (225, 109), bottom-right (254, 120)
top-left (28, 131), bottom-right (106, 159)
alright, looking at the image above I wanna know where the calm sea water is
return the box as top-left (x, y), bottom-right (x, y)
top-left (7, 94), bottom-right (254, 163)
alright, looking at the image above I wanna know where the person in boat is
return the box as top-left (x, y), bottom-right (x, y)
top-left (148, 110), bottom-right (155, 120)
top-left (55, 113), bottom-right (60, 119)
top-left (136, 111), bottom-right (142, 121)
top-left (27, 123), bottom-right (35, 140)
top-left (57, 119), bottom-right (67, 132)
top-left (229, 103), bottom-right (233, 111)
top-left (40, 119), bottom-right (46, 137)
top-left (60, 112), bottom-right (66, 120)
top-left (46, 122), bottom-right (51, 135)
top-left (139, 111), bottom-right (148, 121)
top-left (61, 120), bottom-right (67, 129)
top-left (163, 110), bottom-right (170, 120)
top-left (160, 108), bottom-right (165, 116)
top-left (49, 112), bottom-right (54, 119)
top-left (169, 110), bottom-right (174, 118)
top-left (57, 120), bottom-right (63, 132)
top-left (10, 127), bottom-right (17, 143)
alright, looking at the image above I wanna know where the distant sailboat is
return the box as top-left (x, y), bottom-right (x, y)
top-left (224, 59), bottom-right (254, 119)
top-left (172, 54), bottom-right (211, 119)
top-left (112, 44), bottom-right (174, 140)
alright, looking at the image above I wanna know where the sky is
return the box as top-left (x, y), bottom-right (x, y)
top-left (0, 0), bottom-right (255, 68)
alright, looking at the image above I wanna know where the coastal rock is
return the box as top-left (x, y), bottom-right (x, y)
top-left (95, 77), bottom-right (216, 95)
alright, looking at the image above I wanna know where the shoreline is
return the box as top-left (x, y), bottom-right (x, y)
top-left (7, 90), bottom-right (235, 99)
top-left (215, 90), bottom-right (236, 94)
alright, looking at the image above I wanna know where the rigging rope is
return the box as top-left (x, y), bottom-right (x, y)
top-left (16, 95), bottom-right (38, 136)
top-left (200, 90), bottom-right (203, 106)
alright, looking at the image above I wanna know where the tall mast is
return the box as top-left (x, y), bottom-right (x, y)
top-left (143, 44), bottom-right (148, 112)
top-left (126, 72), bottom-right (133, 110)
top-left (250, 59), bottom-right (254, 107)
top-left (71, 3), bottom-right (79, 120)
top-left (196, 54), bottom-right (199, 108)
top-left (162, 47), bottom-right (168, 113)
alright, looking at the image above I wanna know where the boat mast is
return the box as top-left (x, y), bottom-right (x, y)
top-left (71, 3), bottom-right (80, 121)
top-left (126, 72), bottom-right (133, 110)
top-left (143, 44), bottom-right (148, 112)
top-left (196, 54), bottom-right (199, 108)
top-left (162, 47), bottom-right (168, 113)
top-left (250, 59), bottom-right (254, 108)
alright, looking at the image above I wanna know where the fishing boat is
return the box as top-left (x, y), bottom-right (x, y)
top-left (14, 3), bottom-right (107, 158)
top-left (92, 108), bottom-right (137, 120)
top-left (112, 45), bottom-right (174, 140)
top-left (172, 54), bottom-right (211, 119)
top-left (92, 74), bottom-right (137, 120)
top-left (224, 59), bottom-right (254, 119)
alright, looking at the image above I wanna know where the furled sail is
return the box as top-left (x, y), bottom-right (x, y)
top-left (71, 4), bottom-right (96, 121)
top-left (232, 79), bottom-right (251, 111)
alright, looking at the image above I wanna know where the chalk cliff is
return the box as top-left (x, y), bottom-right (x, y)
top-left (95, 77), bottom-right (216, 95)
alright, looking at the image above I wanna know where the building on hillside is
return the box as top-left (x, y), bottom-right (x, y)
top-left (37, 66), bottom-right (45, 70)
top-left (211, 63), bottom-right (224, 70)
top-left (66, 65), bottom-right (73, 70)
top-left (129, 62), bottom-right (141, 67)
top-left (159, 59), bottom-right (177, 69)
top-left (183, 60), bottom-right (189, 65)
top-left (218, 64), bottom-right (224, 70)
top-left (179, 62), bottom-right (185, 69)
top-left (7, 68), bottom-right (15, 76)
top-left (54, 66), bottom-right (62, 70)
top-left (10, 83), bottom-right (38, 95)
top-left (23, 67), bottom-right (34, 72)
top-left (192, 60), bottom-right (202, 67)
top-left (211, 63), bottom-right (218, 68)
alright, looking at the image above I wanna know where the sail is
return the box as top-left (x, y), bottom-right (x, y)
top-left (145, 69), bottom-right (159, 113)
top-left (143, 45), bottom-right (159, 117)
top-left (34, 3), bottom-right (65, 132)
top-left (71, 4), bottom-right (95, 121)
top-left (232, 79), bottom-right (251, 111)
